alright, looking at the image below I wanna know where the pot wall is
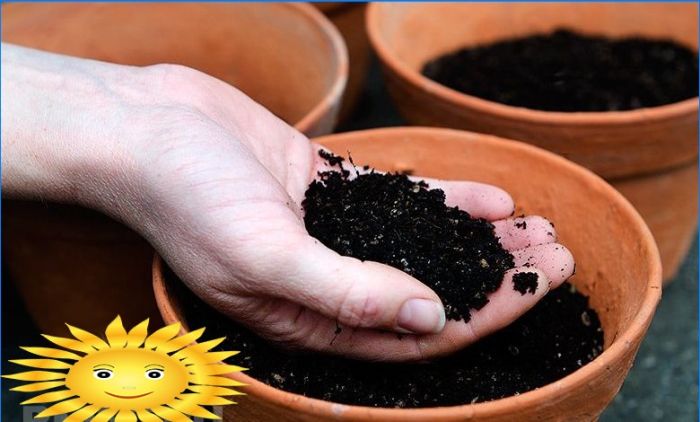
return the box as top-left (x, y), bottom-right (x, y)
top-left (367, 3), bottom-right (699, 282)
top-left (154, 127), bottom-right (662, 421)
top-left (3, 201), bottom-right (160, 335)
top-left (315, 3), bottom-right (371, 123)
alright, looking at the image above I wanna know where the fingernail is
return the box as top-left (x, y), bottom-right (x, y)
top-left (397, 299), bottom-right (446, 334)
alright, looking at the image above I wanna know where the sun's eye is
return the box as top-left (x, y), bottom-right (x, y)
top-left (93, 369), bottom-right (113, 380)
top-left (145, 369), bottom-right (164, 380)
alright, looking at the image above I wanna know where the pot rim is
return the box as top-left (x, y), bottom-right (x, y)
top-left (365, 3), bottom-right (698, 127)
top-left (153, 126), bottom-right (662, 419)
top-left (287, 2), bottom-right (348, 134)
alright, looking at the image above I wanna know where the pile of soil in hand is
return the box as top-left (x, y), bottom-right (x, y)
top-left (170, 270), bottom-right (604, 407)
top-left (422, 29), bottom-right (699, 111)
top-left (166, 152), bottom-right (604, 407)
top-left (302, 151), bottom-right (514, 322)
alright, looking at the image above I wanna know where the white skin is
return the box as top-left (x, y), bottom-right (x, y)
top-left (2, 44), bottom-right (574, 361)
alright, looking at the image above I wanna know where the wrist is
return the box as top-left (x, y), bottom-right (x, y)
top-left (1, 44), bottom-right (162, 217)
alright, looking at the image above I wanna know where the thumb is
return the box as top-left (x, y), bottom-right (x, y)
top-left (265, 235), bottom-right (446, 335)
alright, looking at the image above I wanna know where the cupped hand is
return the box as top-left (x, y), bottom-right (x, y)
top-left (104, 65), bottom-right (574, 361)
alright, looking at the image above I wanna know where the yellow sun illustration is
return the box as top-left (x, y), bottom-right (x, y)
top-left (4, 316), bottom-right (244, 421)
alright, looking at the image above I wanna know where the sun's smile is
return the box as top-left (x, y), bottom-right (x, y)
top-left (105, 391), bottom-right (153, 399)
top-left (5, 316), bottom-right (245, 420)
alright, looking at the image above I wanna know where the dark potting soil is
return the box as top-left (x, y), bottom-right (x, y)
top-left (170, 271), bottom-right (604, 407)
top-left (513, 272), bottom-right (539, 295)
top-left (302, 152), bottom-right (514, 322)
top-left (422, 29), bottom-right (699, 111)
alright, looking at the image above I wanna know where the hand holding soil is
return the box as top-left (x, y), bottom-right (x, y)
top-left (3, 43), bottom-right (574, 361)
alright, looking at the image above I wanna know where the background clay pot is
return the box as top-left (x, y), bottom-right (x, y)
top-left (366, 3), bottom-right (698, 282)
top-left (1, 3), bottom-right (347, 335)
top-left (154, 127), bottom-right (662, 421)
top-left (314, 3), bottom-right (371, 123)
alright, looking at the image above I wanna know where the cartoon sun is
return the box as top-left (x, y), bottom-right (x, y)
top-left (4, 316), bottom-right (244, 421)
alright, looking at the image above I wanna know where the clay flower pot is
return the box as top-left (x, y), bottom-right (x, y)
top-left (3, 2), bottom-right (348, 136)
top-left (314, 3), bottom-right (372, 123)
top-left (154, 127), bottom-right (662, 421)
top-left (1, 3), bottom-right (347, 335)
top-left (367, 3), bottom-right (698, 281)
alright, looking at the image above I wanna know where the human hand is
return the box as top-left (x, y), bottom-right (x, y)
top-left (2, 44), bottom-right (574, 361)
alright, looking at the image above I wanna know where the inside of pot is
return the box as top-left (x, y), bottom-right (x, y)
top-left (1, 3), bottom-right (340, 127)
top-left (373, 3), bottom-right (698, 74)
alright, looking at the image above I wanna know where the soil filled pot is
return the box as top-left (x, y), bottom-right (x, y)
top-left (314, 3), bottom-right (371, 123)
top-left (1, 3), bottom-right (347, 334)
top-left (367, 3), bottom-right (698, 281)
top-left (154, 127), bottom-right (662, 421)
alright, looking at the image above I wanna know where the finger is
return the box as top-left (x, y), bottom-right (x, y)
top-left (311, 145), bottom-right (514, 221)
top-left (493, 215), bottom-right (557, 251)
top-left (410, 178), bottom-right (515, 221)
top-left (251, 268), bottom-right (549, 361)
top-left (260, 234), bottom-right (447, 335)
top-left (511, 243), bottom-right (575, 287)
top-left (414, 267), bottom-right (551, 359)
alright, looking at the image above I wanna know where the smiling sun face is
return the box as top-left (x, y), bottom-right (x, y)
top-left (5, 317), bottom-right (244, 421)
top-left (66, 348), bottom-right (189, 411)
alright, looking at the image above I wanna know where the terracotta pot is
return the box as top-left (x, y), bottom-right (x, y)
top-left (153, 127), bottom-right (662, 421)
top-left (314, 3), bottom-right (371, 123)
top-left (2, 2), bottom-right (348, 137)
top-left (2, 201), bottom-right (159, 336)
top-left (1, 3), bottom-right (347, 335)
top-left (367, 3), bottom-right (698, 282)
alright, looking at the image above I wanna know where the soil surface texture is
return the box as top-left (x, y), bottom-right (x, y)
top-left (513, 272), bottom-right (539, 295)
top-left (303, 151), bottom-right (513, 322)
top-left (422, 29), bottom-right (698, 111)
top-left (171, 271), bottom-right (604, 407)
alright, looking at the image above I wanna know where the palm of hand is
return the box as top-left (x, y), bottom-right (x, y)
top-left (135, 67), bottom-right (573, 361)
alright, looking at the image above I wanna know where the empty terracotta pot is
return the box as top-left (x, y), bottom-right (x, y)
top-left (154, 127), bottom-right (662, 421)
top-left (367, 3), bottom-right (698, 281)
top-left (314, 3), bottom-right (371, 123)
top-left (1, 3), bottom-right (347, 335)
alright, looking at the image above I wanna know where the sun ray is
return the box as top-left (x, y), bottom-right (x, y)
top-left (91, 408), bottom-right (119, 422)
top-left (136, 409), bottom-right (164, 422)
top-left (189, 363), bottom-right (245, 376)
top-left (169, 397), bottom-right (219, 419)
top-left (155, 328), bottom-right (205, 353)
top-left (21, 389), bottom-right (76, 405)
top-left (35, 397), bottom-right (87, 418)
top-left (189, 374), bottom-right (244, 388)
top-left (4, 370), bottom-right (66, 382)
top-left (10, 380), bottom-right (65, 393)
top-left (177, 393), bottom-right (234, 406)
top-left (152, 405), bottom-right (193, 421)
top-left (172, 338), bottom-right (225, 361)
top-left (10, 358), bottom-right (72, 370)
top-left (63, 403), bottom-right (101, 422)
top-left (66, 324), bottom-right (110, 350)
top-left (41, 335), bottom-right (95, 354)
top-left (20, 346), bottom-right (82, 360)
top-left (144, 322), bottom-right (181, 350)
top-left (115, 409), bottom-right (137, 422)
top-left (125, 319), bottom-right (149, 349)
top-left (105, 316), bottom-right (129, 348)
top-left (188, 385), bottom-right (244, 397)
